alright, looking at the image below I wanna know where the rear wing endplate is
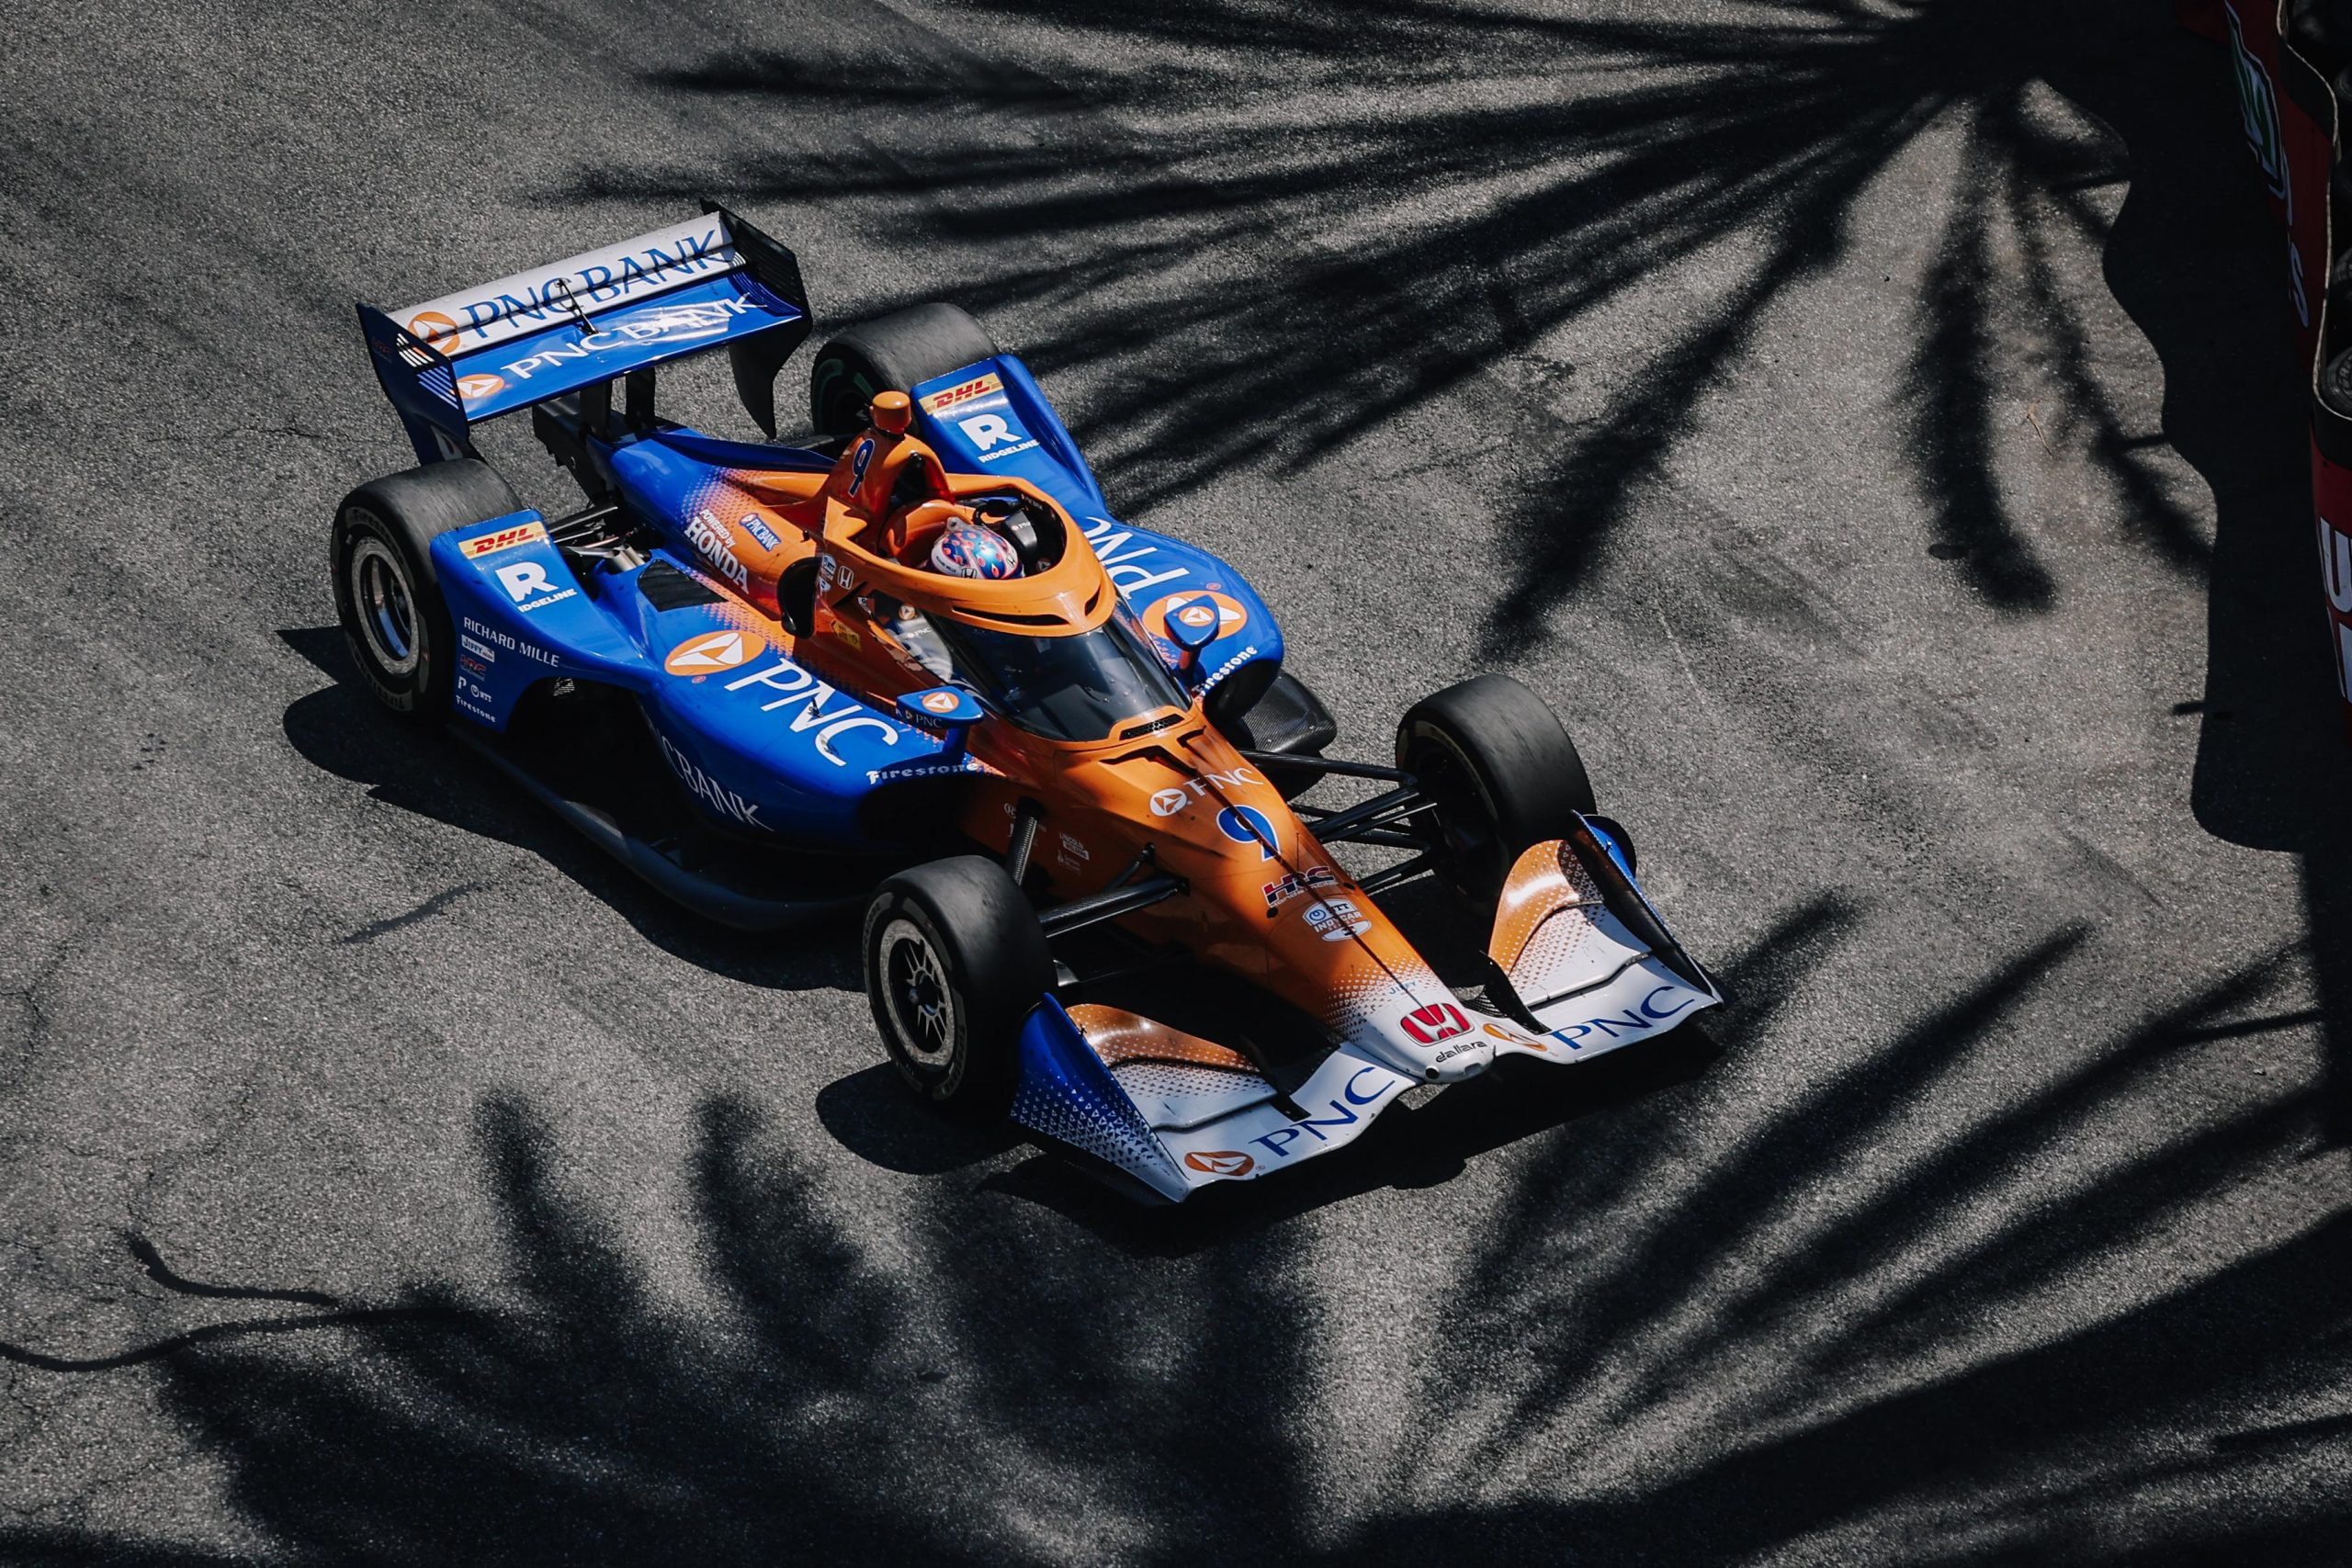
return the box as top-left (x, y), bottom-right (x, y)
top-left (356, 200), bottom-right (809, 465)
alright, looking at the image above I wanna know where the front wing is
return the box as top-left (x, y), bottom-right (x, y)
top-left (1012, 822), bottom-right (1721, 1201)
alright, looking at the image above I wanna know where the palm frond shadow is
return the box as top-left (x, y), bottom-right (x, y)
top-left (4, 897), bottom-right (2344, 1562)
top-left (587, 0), bottom-right (2203, 644)
top-left (8, 5), bottom-right (2345, 1560)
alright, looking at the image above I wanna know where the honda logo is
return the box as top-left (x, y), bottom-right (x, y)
top-left (1399, 1003), bottom-right (1470, 1045)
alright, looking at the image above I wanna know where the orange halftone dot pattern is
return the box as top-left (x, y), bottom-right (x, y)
top-left (1317, 954), bottom-right (1446, 1040)
top-left (1489, 840), bottom-right (1600, 967)
top-left (1488, 840), bottom-right (1647, 1001)
top-left (1069, 1004), bottom-right (1260, 1074)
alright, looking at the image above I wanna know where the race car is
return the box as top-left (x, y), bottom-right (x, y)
top-left (333, 202), bottom-right (1722, 1201)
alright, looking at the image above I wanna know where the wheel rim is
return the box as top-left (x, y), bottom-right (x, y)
top-left (876, 916), bottom-right (957, 1070)
top-left (347, 530), bottom-right (421, 679)
top-left (1408, 728), bottom-right (1502, 884)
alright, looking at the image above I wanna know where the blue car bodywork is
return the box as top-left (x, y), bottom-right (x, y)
top-left (361, 204), bottom-right (1293, 903)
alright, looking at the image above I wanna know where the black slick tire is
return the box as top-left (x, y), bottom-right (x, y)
top-left (1396, 673), bottom-right (1597, 897)
top-left (864, 855), bottom-right (1053, 1121)
top-left (809, 303), bottom-right (1001, 437)
top-left (330, 458), bottom-right (524, 723)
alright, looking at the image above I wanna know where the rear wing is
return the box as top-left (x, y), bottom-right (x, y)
top-left (357, 201), bottom-right (810, 465)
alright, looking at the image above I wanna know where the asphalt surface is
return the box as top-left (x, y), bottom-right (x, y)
top-left (3, 0), bottom-right (2348, 1562)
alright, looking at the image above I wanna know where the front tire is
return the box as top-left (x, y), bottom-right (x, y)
top-left (864, 856), bottom-right (1053, 1120)
top-left (1396, 674), bottom-right (1597, 897)
top-left (330, 459), bottom-right (523, 722)
top-left (809, 302), bottom-right (1002, 437)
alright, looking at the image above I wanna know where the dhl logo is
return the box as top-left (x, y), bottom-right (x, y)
top-left (919, 371), bottom-right (1002, 414)
top-left (459, 521), bottom-right (548, 558)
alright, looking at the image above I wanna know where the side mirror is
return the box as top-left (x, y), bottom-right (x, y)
top-left (895, 685), bottom-right (987, 758)
top-left (1164, 594), bottom-right (1221, 674)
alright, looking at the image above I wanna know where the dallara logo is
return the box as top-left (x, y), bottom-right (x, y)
top-left (1184, 1150), bottom-right (1254, 1177)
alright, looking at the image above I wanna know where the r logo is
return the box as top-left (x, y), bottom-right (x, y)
top-left (958, 413), bottom-right (1017, 450)
top-left (494, 562), bottom-right (556, 604)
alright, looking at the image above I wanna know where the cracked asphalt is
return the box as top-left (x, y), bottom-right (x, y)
top-left (2, 0), bottom-right (2348, 1562)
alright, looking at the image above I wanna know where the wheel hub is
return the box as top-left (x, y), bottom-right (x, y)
top-left (347, 530), bottom-right (421, 679)
top-left (878, 918), bottom-right (956, 1066)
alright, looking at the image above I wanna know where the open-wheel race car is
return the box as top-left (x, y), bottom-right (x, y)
top-left (333, 203), bottom-right (1722, 1201)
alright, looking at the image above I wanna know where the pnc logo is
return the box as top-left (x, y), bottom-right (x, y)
top-left (1400, 1002), bottom-right (1471, 1045)
top-left (664, 628), bottom-right (765, 676)
top-left (1183, 1150), bottom-right (1255, 1177)
top-left (456, 373), bottom-right (505, 401)
top-left (1149, 765), bottom-right (1265, 818)
top-left (408, 310), bottom-right (467, 358)
top-left (458, 521), bottom-right (547, 559)
top-left (921, 691), bottom-right (962, 715)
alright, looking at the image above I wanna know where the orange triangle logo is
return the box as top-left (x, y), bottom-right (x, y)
top-left (663, 628), bottom-right (765, 676)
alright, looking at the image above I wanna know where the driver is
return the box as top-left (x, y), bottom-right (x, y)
top-left (930, 519), bottom-right (1022, 580)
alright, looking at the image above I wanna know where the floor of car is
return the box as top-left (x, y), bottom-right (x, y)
top-left (487, 679), bottom-right (888, 905)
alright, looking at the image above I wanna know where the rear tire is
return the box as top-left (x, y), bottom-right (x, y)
top-left (864, 855), bottom-right (1053, 1121)
top-left (330, 459), bottom-right (524, 722)
top-left (1396, 674), bottom-right (1597, 897)
top-left (809, 303), bottom-right (1001, 437)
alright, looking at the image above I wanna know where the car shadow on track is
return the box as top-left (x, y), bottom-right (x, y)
top-left (2087, 22), bottom-right (2352, 1147)
top-left (815, 1064), bottom-right (1028, 1175)
top-left (276, 626), bottom-right (857, 994)
top-left (10, 886), bottom-right (2343, 1565)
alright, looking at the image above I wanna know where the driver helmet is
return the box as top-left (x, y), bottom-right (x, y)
top-left (930, 521), bottom-right (1021, 581)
